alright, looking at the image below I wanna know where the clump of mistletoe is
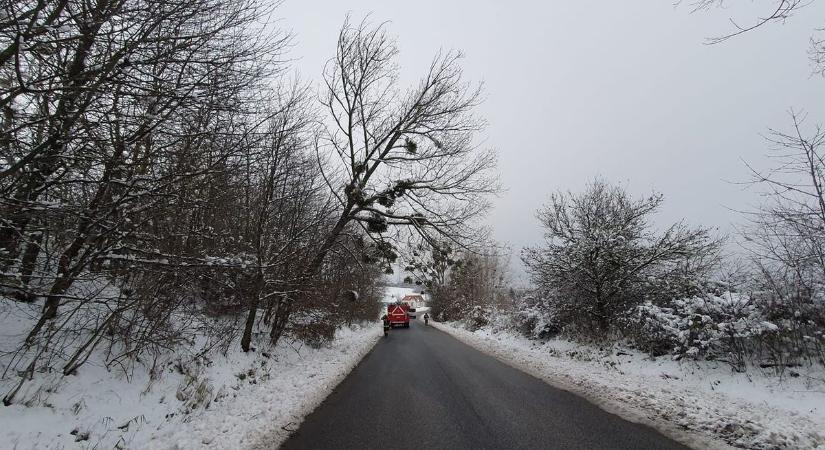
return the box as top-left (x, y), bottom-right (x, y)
top-left (403, 241), bottom-right (460, 288)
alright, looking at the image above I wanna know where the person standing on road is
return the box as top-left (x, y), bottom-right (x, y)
top-left (423, 313), bottom-right (429, 325)
top-left (381, 313), bottom-right (390, 336)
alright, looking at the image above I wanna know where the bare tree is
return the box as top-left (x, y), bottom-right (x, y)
top-left (686, 0), bottom-right (807, 43)
top-left (680, 3), bottom-right (825, 367)
top-left (741, 113), bottom-right (825, 361)
top-left (744, 111), bottom-right (825, 260)
top-left (0, 0), bottom-right (289, 341)
top-left (684, 0), bottom-right (825, 73)
top-left (1, 0), bottom-right (316, 404)
top-left (235, 84), bottom-right (326, 352)
top-left (266, 17), bottom-right (499, 344)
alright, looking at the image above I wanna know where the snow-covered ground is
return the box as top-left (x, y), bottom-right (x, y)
top-left (0, 298), bottom-right (380, 449)
top-left (381, 285), bottom-right (417, 303)
top-left (433, 321), bottom-right (825, 450)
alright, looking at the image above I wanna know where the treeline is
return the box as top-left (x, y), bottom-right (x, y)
top-left (426, 152), bottom-right (825, 372)
top-left (419, 1), bottom-right (825, 374)
top-left (518, 164), bottom-right (825, 372)
top-left (0, 1), bottom-right (496, 404)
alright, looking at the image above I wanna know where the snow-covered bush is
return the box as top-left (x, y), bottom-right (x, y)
top-left (625, 294), bottom-right (755, 361)
top-left (511, 295), bottom-right (561, 340)
top-left (623, 291), bottom-right (825, 371)
top-left (500, 275), bottom-right (825, 372)
top-left (461, 305), bottom-right (492, 331)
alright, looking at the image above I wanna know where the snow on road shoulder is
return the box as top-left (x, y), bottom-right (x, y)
top-left (0, 319), bottom-right (380, 450)
top-left (157, 325), bottom-right (381, 450)
top-left (432, 321), bottom-right (825, 450)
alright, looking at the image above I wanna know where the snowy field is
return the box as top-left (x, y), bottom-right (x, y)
top-left (433, 321), bottom-right (825, 450)
top-left (0, 297), bottom-right (380, 449)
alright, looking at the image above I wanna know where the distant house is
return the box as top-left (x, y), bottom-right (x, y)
top-left (400, 293), bottom-right (426, 309)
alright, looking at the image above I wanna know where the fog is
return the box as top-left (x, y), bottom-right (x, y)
top-left (275, 1), bottom-right (825, 277)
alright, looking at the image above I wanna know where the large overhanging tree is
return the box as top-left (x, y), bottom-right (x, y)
top-left (267, 17), bottom-right (498, 343)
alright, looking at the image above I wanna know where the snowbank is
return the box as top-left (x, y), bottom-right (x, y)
top-left (0, 318), bottom-right (380, 450)
top-left (433, 321), bottom-right (825, 450)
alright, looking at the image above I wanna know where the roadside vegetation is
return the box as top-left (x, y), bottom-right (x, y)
top-left (2, 0), bottom-right (825, 448)
top-left (425, 1), bottom-right (825, 377)
top-left (429, 164), bottom-right (825, 375)
top-left (0, 2), bottom-right (496, 442)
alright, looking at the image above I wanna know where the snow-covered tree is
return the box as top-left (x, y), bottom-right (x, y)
top-left (522, 179), bottom-right (721, 337)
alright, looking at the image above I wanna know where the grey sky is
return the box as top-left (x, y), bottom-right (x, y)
top-left (275, 1), bottom-right (825, 273)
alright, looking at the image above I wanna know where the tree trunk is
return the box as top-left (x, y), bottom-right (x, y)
top-left (269, 296), bottom-right (292, 346)
top-left (20, 230), bottom-right (44, 287)
top-left (241, 274), bottom-right (264, 352)
top-left (26, 149), bottom-right (119, 340)
top-left (241, 300), bottom-right (258, 352)
top-left (268, 205), bottom-right (353, 346)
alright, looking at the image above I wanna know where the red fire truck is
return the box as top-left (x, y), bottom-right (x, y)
top-left (386, 303), bottom-right (414, 328)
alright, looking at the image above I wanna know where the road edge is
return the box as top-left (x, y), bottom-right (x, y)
top-left (429, 321), bottom-right (734, 450)
top-left (246, 324), bottom-right (383, 450)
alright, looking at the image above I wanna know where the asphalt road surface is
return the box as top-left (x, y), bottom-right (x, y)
top-left (280, 321), bottom-right (690, 450)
